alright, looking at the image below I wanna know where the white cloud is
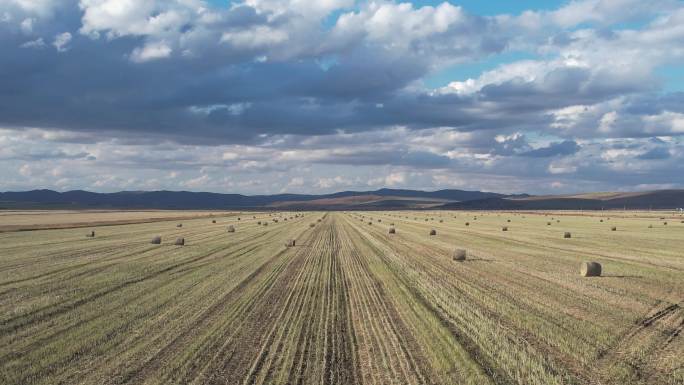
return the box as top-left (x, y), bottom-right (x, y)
top-left (315, 176), bottom-right (352, 189)
top-left (643, 111), bottom-right (684, 134)
top-left (79, 0), bottom-right (190, 38)
top-left (5, 0), bottom-right (59, 17)
top-left (52, 32), bottom-right (72, 52)
top-left (548, 162), bottom-right (577, 174)
top-left (337, 2), bottom-right (464, 44)
top-left (19, 163), bottom-right (32, 176)
top-left (549, 0), bottom-right (678, 28)
top-left (220, 26), bottom-right (289, 49)
top-left (21, 38), bottom-right (45, 48)
top-left (288, 176), bottom-right (304, 187)
top-left (598, 111), bottom-right (618, 134)
top-left (130, 41), bottom-right (172, 62)
top-left (384, 172), bottom-right (406, 186)
top-left (20, 17), bottom-right (33, 33)
top-left (3, 1), bottom-right (684, 195)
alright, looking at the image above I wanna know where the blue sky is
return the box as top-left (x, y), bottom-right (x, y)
top-left (1, 0), bottom-right (683, 194)
top-left (423, 51), bottom-right (539, 88)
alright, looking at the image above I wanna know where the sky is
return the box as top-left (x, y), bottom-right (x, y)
top-left (1, 0), bottom-right (684, 195)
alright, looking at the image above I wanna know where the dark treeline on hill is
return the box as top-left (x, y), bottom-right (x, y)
top-left (0, 189), bottom-right (682, 210)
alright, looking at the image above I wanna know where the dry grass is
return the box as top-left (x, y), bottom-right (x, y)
top-left (0, 209), bottom-right (682, 385)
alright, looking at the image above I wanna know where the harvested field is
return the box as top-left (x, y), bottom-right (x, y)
top-left (0, 210), bottom-right (683, 385)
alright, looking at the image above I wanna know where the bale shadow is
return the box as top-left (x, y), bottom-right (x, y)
top-left (602, 274), bottom-right (644, 279)
top-left (465, 257), bottom-right (495, 262)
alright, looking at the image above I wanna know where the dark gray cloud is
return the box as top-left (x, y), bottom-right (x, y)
top-left (637, 147), bottom-right (671, 160)
top-left (520, 140), bottom-right (580, 158)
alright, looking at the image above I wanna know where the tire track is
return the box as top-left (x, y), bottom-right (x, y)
top-left (596, 300), bottom-right (684, 384)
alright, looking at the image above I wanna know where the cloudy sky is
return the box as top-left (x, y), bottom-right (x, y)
top-left (1, 0), bottom-right (683, 194)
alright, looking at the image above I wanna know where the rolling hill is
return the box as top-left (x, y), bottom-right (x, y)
top-left (439, 189), bottom-right (684, 210)
top-left (1, 188), bottom-right (682, 210)
top-left (0, 188), bottom-right (505, 210)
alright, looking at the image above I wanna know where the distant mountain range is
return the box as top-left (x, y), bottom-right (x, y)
top-left (0, 188), bottom-right (509, 210)
top-left (1, 188), bottom-right (682, 210)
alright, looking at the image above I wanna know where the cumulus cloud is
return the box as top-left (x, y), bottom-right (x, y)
top-left (129, 40), bottom-right (172, 62)
top-left (1, 1), bottom-right (684, 193)
top-left (21, 37), bottom-right (45, 48)
top-left (52, 31), bottom-right (72, 51)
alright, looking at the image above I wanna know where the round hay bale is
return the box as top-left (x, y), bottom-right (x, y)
top-left (177, 224), bottom-right (183, 228)
top-left (175, 237), bottom-right (185, 246)
top-left (227, 225), bottom-right (236, 233)
top-left (86, 231), bottom-right (95, 238)
top-left (502, 226), bottom-right (508, 231)
top-left (429, 229), bottom-right (437, 236)
top-left (151, 236), bottom-right (162, 244)
top-left (580, 261), bottom-right (602, 277)
top-left (465, 222), bottom-right (470, 226)
top-left (388, 227), bottom-right (396, 234)
top-left (453, 249), bottom-right (466, 261)
top-left (564, 232), bottom-right (572, 239)
top-left (285, 239), bottom-right (296, 247)
top-left (611, 226), bottom-right (617, 231)
top-left (547, 222), bottom-right (552, 226)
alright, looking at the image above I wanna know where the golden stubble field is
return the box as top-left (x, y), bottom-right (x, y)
top-left (0, 210), bottom-right (682, 385)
